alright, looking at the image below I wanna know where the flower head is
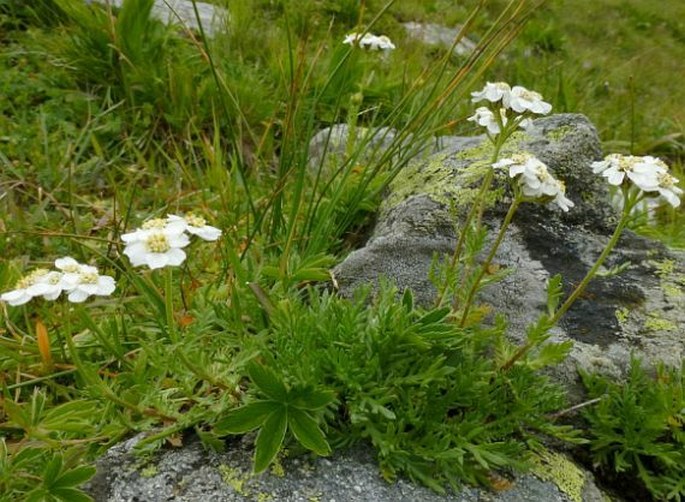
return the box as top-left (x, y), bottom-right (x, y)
top-left (591, 154), bottom-right (666, 192)
top-left (343, 32), bottom-right (396, 51)
top-left (167, 214), bottom-right (222, 241)
top-left (655, 171), bottom-right (683, 208)
top-left (471, 82), bottom-right (511, 104)
top-left (63, 264), bottom-right (116, 303)
top-left (467, 107), bottom-right (506, 135)
top-left (123, 230), bottom-right (190, 269)
top-left (503, 85), bottom-right (552, 115)
top-left (1, 269), bottom-right (58, 306)
top-left (494, 153), bottom-right (574, 211)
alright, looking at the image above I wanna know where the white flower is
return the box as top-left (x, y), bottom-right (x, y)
top-left (655, 171), bottom-right (683, 208)
top-left (503, 85), bottom-right (552, 115)
top-left (343, 32), bottom-right (396, 51)
top-left (591, 154), bottom-right (665, 191)
top-left (471, 82), bottom-right (511, 104)
top-left (64, 265), bottom-right (116, 303)
top-left (123, 230), bottom-right (191, 269)
top-left (494, 153), bottom-right (574, 211)
top-left (167, 214), bottom-right (222, 241)
top-left (55, 257), bottom-right (116, 303)
top-left (467, 107), bottom-right (506, 135)
top-left (1, 268), bottom-right (62, 306)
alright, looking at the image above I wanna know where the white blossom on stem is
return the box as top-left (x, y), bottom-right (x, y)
top-left (591, 154), bottom-right (665, 192)
top-left (471, 82), bottom-right (511, 104)
top-left (502, 85), bottom-right (552, 115)
top-left (343, 32), bottom-right (396, 51)
top-left (167, 214), bottom-right (222, 241)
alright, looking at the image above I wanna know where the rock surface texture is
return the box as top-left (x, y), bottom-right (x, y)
top-left (331, 114), bottom-right (685, 397)
top-left (86, 433), bottom-right (605, 502)
top-left (88, 0), bottom-right (227, 36)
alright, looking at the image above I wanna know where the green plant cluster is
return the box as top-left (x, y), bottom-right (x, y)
top-left (0, 0), bottom-right (684, 501)
top-left (581, 359), bottom-right (685, 501)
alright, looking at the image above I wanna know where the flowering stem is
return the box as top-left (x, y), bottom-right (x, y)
top-left (459, 195), bottom-right (521, 326)
top-left (165, 267), bottom-right (177, 343)
top-left (549, 193), bottom-right (637, 326)
top-left (435, 136), bottom-right (507, 307)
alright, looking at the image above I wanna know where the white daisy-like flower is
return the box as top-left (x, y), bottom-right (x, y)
top-left (467, 107), bottom-right (506, 135)
top-left (55, 257), bottom-right (116, 303)
top-left (502, 85), bottom-right (552, 115)
top-left (494, 153), bottom-right (574, 211)
top-left (64, 265), bottom-right (116, 303)
top-left (343, 32), bottom-right (396, 51)
top-left (1, 268), bottom-right (62, 306)
top-left (167, 214), bottom-right (222, 241)
top-left (591, 154), bottom-right (665, 192)
top-left (123, 230), bottom-right (191, 269)
top-left (655, 171), bottom-right (683, 208)
top-left (471, 82), bottom-right (511, 104)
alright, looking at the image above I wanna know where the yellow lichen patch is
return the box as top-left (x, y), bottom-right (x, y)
top-left (647, 259), bottom-right (685, 301)
top-left (644, 314), bottom-right (677, 332)
top-left (544, 125), bottom-right (574, 142)
top-left (270, 457), bottom-right (285, 478)
top-left (615, 307), bottom-right (630, 325)
top-left (256, 492), bottom-right (274, 502)
top-left (218, 464), bottom-right (252, 496)
top-left (531, 449), bottom-right (586, 502)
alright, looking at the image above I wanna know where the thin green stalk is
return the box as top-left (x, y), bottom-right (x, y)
top-left (165, 267), bottom-right (177, 343)
top-left (459, 195), bottom-right (521, 326)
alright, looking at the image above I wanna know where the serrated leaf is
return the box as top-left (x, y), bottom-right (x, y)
top-left (254, 409), bottom-right (287, 473)
top-left (53, 465), bottom-right (97, 488)
top-left (247, 363), bottom-right (288, 402)
top-left (287, 408), bottom-right (330, 456)
top-left (214, 400), bottom-right (279, 435)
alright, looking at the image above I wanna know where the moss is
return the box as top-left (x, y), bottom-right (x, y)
top-left (270, 457), bottom-right (286, 478)
top-left (218, 464), bottom-right (252, 496)
top-left (532, 449), bottom-right (586, 502)
top-left (139, 464), bottom-right (159, 478)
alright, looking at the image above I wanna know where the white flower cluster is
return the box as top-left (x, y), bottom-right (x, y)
top-left (343, 32), bottom-right (396, 51)
top-left (1, 257), bottom-right (116, 306)
top-left (468, 82), bottom-right (551, 135)
top-left (494, 153), bottom-right (575, 212)
top-left (591, 154), bottom-right (683, 207)
top-left (122, 213), bottom-right (222, 270)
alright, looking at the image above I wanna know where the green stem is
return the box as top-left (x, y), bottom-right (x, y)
top-left (165, 267), bottom-right (177, 342)
top-left (550, 201), bottom-right (633, 326)
top-left (459, 195), bottom-right (521, 326)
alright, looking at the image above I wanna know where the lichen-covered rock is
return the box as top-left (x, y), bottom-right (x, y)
top-left (85, 433), bottom-right (607, 501)
top-left (331, 114), bottom-right (685, 396)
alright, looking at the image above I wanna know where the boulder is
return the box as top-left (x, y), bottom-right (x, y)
top-left (330, 114), bottom-right (685, 396)
top-left (87, 0), bottom-right (228, 36)
top-left (402, 22), bottom-right (477, 57)
top-left (86, 433), bottom-right (607, 502)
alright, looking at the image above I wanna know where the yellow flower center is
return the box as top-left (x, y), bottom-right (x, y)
top-left (62, 264), bottom-right (80, 273)
top-left (146, 233), bottom-right (171, 253)
top-left (79, 271), bottom-right (99, 284)
top-left (657, 172), bottom-right (676, 188)
top-left (142, 218), bottom-right (168, 230)
top-left (185, 214), bottom-right (206, 228)
top-left (16, 269), bottom-right (49, 289)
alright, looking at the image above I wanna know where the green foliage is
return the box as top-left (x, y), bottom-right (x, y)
top-left (581, 359), bottom-right (685, 501)
top-left (217, 283), bottom-right (574, 491)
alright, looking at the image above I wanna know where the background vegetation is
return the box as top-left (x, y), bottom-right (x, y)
top-left (0, 0), bottom-right (683, 501)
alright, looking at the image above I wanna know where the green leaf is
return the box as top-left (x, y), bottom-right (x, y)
top-left (416, 307), bottom-right (451, 326)
top-left (290, 388), bottom-right (336, 410)
top-left (287, 408), bottom-right (331, 456)
top-left (546, 274), bottom-right (564, 316)
top-left (247, 363), bottom-right (288, 402)
top-left (253, 409), bottom-right (287, 473)
top-left (43, 454), bottom-right (63, 487)
top-left (51, 487), bottom-right (94, 502)
top-left (401, 288), bottom-right (414, 311)
top-left (214, 401), bottom-right (279, 435)
top-left (53, 465), bottom-right (97, 489)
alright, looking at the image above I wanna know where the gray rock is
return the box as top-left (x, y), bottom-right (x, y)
top-left (402, 22), bottom-right (477, 56)
top-left (332, 113), bottom-right (685, 395)
top-left (87, 0), bottom-right (228, 36)
top-left (86, 433), bottom-right (605, 501)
